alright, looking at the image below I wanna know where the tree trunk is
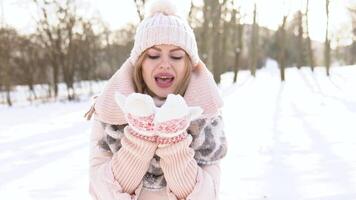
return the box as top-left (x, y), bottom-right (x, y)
top-left (220, 19), bottom-right (228, 73)
top-left (233, 9), bottom-right (243, 83)
top-left (200, 0), bottom-right (210, 64)
top-left (297, 11), bottom-right (304, 69)
top-left (212, 31), bottom-right (222, 83)
top-left (278, 16), bottom-right (287, 81)
top-left (351, 41), bottom-right (356, 65)
top-left (4, 59), bottom-right (12, 106)
top-left (351, 7), bottom-right (356, 65)
top-left (66, 81), bottom-right (76, 101)
top-left (52, 60), bottom-right (59, 98)
top-left (305, 0), bottom-right (315, 71)
top-left (6, 89), bottom-right (12, 106)
top-left (28, 84), bottom-right (37, 102)
top-left (233, 50), bottom-right (241, 82)
top-left (250, 3), bottom-right (258, 77)
top-left (4, 60), bottom-right (12, 106)
top-left (134, 0), bottom-right (146, 22)
top-left (324, 0), bottom-right (331, 76)
top-left (210, 0), bottom-right (224, 83)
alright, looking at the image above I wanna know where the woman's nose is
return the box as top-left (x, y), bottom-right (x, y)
top-left (159, 58), bottom-right (171, 69)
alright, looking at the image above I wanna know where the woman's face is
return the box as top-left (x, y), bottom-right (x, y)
top-left (142, 44), bottom-right (188, 98)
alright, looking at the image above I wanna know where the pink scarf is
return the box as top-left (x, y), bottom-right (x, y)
top-left (94, 59), bottom-right (223, 125)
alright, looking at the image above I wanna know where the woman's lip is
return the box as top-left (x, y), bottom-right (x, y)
top-left (155, 77), bottom-right (174, 88)
top-left (154, 72), bottom-right (175, 79)
top-left (154, 73), bottom-right (175, 88)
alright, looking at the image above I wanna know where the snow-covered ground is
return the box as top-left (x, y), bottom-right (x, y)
top-left (1, 61), bottom-right (356, 200)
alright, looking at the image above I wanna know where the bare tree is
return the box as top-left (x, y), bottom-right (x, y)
top-left (213, 0), bottom-right (229, 83)
top-left (33, 0), bottom-right (83, 100)
top-left (60, 5), bottom-right (80, 100)
top-left (76, 21), bottom-right (99, 82)
top-left (249, 3), bottom-right (258, 77)
top-left (277, 16), bottom-right (287, 81)
top-left (32, 0), bottom-right (52, 97)
top-left (232, 6), bottom-right (244, 82)
top-left (197, 0), bottom-right (228, 83)
top-left (0, 27), bottom-right (17, 106)
top-left (296, 10), bottom-right (304, 69)
top-left (305, 0), bottom-right (315, 71)
top-left (199, 0), bottom-right (210, 64)
top-left (133, 0), bottom-right (146, 21)
top-left (187, 0), bottom-right (196, 27)
top-left (13, 35), bottom-right (41, 101)
top-left (218, 0), bottom-right (232, 78)
top-left (324, 0), bottom-right (331, 76)
top-left (33, 0), bottom-right (60, 98)
top-left (348, 5), bottom-right (356, 65)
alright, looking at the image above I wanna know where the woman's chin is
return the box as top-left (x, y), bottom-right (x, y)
top-left (155, 92), bottom-right (169, 99)
top-left (152, 89), bottom-right (173, 99)
top-left (148, 83), bottom-right (176, 99)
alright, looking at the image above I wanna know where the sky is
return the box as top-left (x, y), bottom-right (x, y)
top-left (0, 0), bottom-right (355, 43)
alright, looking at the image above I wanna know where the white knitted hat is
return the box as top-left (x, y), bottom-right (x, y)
top-left (129, 0), bottom-right (200, 65)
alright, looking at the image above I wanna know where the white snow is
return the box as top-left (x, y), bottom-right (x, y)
top-left (1, 61), bottom-right (356, 199)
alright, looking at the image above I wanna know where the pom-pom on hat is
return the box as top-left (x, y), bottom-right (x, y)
top-left (129, 0), bottom-right (200, 66)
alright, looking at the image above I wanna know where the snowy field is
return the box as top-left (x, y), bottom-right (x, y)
top-left (1, 60), bottom-right (356, 200)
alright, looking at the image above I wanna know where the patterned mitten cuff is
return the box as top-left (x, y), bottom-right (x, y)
top-left (111, 127), bottom-right (158, 194)
top-left (155, 116), bottom-right (190, 146)
top-left (156, 135), bottom-right (198, 199)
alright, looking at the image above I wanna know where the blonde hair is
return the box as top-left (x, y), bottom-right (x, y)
top-left (133, 50), bottom-right (192, 97)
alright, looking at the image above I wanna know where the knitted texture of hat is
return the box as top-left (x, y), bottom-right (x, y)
top-left (129, 0), bottom-right (199, 65)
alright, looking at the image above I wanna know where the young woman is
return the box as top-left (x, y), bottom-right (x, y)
top-left (86, 1), bottom-right (227, 199)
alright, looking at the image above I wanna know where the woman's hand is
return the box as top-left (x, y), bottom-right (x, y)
top-left (154, 94), bottom-right (202, 146)
top-left (115, 93), bottom-right (202, 145)
top-left (115, 92), bottom-right (157, 142)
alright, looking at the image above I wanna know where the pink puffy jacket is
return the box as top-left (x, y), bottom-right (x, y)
top-left (89, 119), bottom-right (222, 200)
top-left (88, 59), bottom-right (225, 200)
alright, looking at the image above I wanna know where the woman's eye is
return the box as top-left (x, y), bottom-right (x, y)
top-left (148, 55), bottom-right (160, 59)
top-left (171, 56), bottom-right (183, 60)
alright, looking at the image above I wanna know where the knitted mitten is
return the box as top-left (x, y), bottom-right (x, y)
top-left (154, 94), bottom-right (202, 146)
top-left (115, 92), bottom-right (157, 142)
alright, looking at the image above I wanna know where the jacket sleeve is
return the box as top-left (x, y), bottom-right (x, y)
top-left (158, 114), bottom-right (227, 200)
top-left (185, 114), bottom-right (226, 200)
top-left (89, 119), bottom-right (155, 200)
top-left (159, 143), bottom-right (222, 200)
top-left (184, 163), bottom-right (221, 200)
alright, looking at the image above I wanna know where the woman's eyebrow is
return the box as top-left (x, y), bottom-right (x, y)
top-left (150, 47), bottom-right (183, 52)
top-left (170, 48), bottom-right (183, 52)
top-left (151, 46), bottom-right (161, 51)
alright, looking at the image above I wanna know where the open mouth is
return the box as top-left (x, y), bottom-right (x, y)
top-left (154, 73), bottom-right (175, 88)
